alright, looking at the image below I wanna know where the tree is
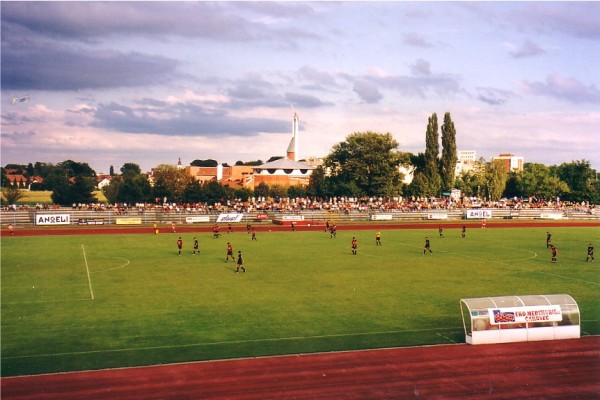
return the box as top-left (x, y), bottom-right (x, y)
top-left (306, 165), bottom-right (328, 199)
top-left (1, 185), bottom-right (25, 205)
top-left (254, 182), bottom-right (270, 198)
top-left (121, 163), bottom-right (142, 178)
top-left (287, 185), bottom-right (306, 199)
top-left (325, 131), bottom-right (402, 197)
top-left (236, 160), bottom-right (263, 166)
top-left (26, 163), bottom-right (34, 177)
top-left (485, 160), bottom-right (508, 200)
top-left (102, 176), bottom-right (123, 204)
top-left (203, 180), bottom-right (228, 205)
top-left (423, 113), bottom-right (441, 197)
top-left (51, 175), bottom-right (98, 205)
top-left (49, 160), bottom-right (97, 205)
top-left (555, 160), bottom-right (597, 203)
top-left (233, 187), bottom-right (254, 202)
top-left (151, 164), bottom-right (190, 203)
top-left (102, 162), bottom-right (151, 204)
top-left (190, 159), bottom-right (218, 167)
top-left (182, 179), bottom-right (205, 203)
top-left (519, 163), bottom-right (569, 201)
top-left (440, 112), bottom-right (457, 193)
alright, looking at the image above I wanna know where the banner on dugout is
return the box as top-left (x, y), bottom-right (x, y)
top-left (488, 305), bottom-right (562, 325)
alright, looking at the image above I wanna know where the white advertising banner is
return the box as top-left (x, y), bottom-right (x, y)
top-left (216, 213), bottom-right (244, 223)
top-left (540, 213), bottom-right (563, 220)
top-left (466, 209), bottom-right (492, 219)
top-left (36, 213), bottom-right (70, 225)
top-left (488, 305), bottom-right (563, 325)
top-left (371, 214), bottom-right (393, 221)
top-left (427, 213), bottom-right (448, 220)
top-left (186, 216), bottom-right (211, 223)
top-left (280, 215), bottom-right (305, 221)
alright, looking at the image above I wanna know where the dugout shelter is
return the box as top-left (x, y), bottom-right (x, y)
top-left (460, 294), bottom-right (580, 345)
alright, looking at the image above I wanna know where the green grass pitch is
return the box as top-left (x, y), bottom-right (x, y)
top-left (2, 225), bottom-right (599, 376)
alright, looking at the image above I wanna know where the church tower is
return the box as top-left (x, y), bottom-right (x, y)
top-left (286, 111), bottom-right (300, 161)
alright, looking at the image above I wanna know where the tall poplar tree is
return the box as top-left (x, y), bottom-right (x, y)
top-left (440, 112), bottom-right (457, 193)
top-left (424, 113), bottom-right (441, 196)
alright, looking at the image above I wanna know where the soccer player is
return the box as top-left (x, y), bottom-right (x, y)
top-left (177, 237), bottom-right (183, 256)
top-left (423, 237), bottom-right (432, 255)
top-left (461, 224), bottom-right (466, 239)
top-left (171, 221), bottom-right (176, 233)
top-left (438, 224), bottom-right (444, 238)
top-left (8, 224), bottom-right (14, 236)
top-left (330, 224), bottom-right (337, 239)
top-left (236, 251), bottom-right (246, 273)
top-left (375, 230), bottom-right (381, 245)
top-left (226, 242), bottom-right (235, 262)
top-left (227, 223), bottom-right (233, 234)
top-left (351, 237), bottom-right (358, 255)
top-left (213, 224), bottom-right (221, 238)
top-left (551, 245), bottom-right (558, 263)
top-left (481, 219), bottom-right (486, 229)
top-left (546, 232), bottom-right (552, 249)
top-left (586, 243), bottom-right (594, 262)
top-left (251, 228), bottom-right (257, 241)
top-left (193, 237), bottom-right (199, 255)
top-left (246, 223), bottom-right (251, 234)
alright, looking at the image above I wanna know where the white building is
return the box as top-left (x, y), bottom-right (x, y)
top-left (456, 150), bottom-right (477, 175)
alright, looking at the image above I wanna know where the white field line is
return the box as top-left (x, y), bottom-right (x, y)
top-left (90, 257), bottom-right (131, 274)
top-left (1, 326), bottom-right (458, 360)
top-left (81, 244), bottom-right (95, 300)
top-left (381, 240), bottom-right (600, 287)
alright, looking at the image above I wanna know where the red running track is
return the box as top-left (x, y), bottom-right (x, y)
top-left (2, 336), bottom-right (599, 399)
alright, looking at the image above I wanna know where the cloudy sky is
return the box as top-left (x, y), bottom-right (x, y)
top-left (2, 1), bottom-right (599, 174)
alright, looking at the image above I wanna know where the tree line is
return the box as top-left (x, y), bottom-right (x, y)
top-left (2, 112), bottom-right (598, 205)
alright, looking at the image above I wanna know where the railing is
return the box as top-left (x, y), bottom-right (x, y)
top-left (0, 207), bottom-right (597, 227)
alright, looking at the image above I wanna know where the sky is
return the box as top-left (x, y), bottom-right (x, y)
top-left (2, 1), bottom-right (599, 174)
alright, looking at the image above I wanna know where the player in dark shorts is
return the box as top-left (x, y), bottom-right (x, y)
top-left (439, 225), bottom-right (444, 238)
top-left (551, 245), bottom-right (558, 263)
top-left (351, 237), bottom-right (358, 255)
top-left (375, 230), bottom-right (381, 245)
top-left (546, 232), bottom-right (552, 249)
top-left (213, 224), bottom-right (221, 238)
top-left (586, 244), bottom-right (594, 262)
top-left (423, 237), bottom-right (432, 255)
top-left (177, 237), bottom-right (183, 256)
top-left (251, 228), bottom-right (257, 241)
top-left (193, 237), bottom-right (199, 255)
top-left (461, 225), bottom-right (466, 239)
top-left (227, 224), bottom-right (233, 234)
top-left (236, 251), bottom-right (246, 273)
top-left (226, 242), bottom-right (235, 262)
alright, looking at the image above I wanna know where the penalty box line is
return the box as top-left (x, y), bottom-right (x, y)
top-left (81, 244), bottom-right (95, 300)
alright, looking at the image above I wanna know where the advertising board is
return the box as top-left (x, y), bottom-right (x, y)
top-left (216, 213), bottom-right (244, 223)
top-left (466, 209), bottom-right (492, 219)
top-left (36, 214), bottom-right (70, 225)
